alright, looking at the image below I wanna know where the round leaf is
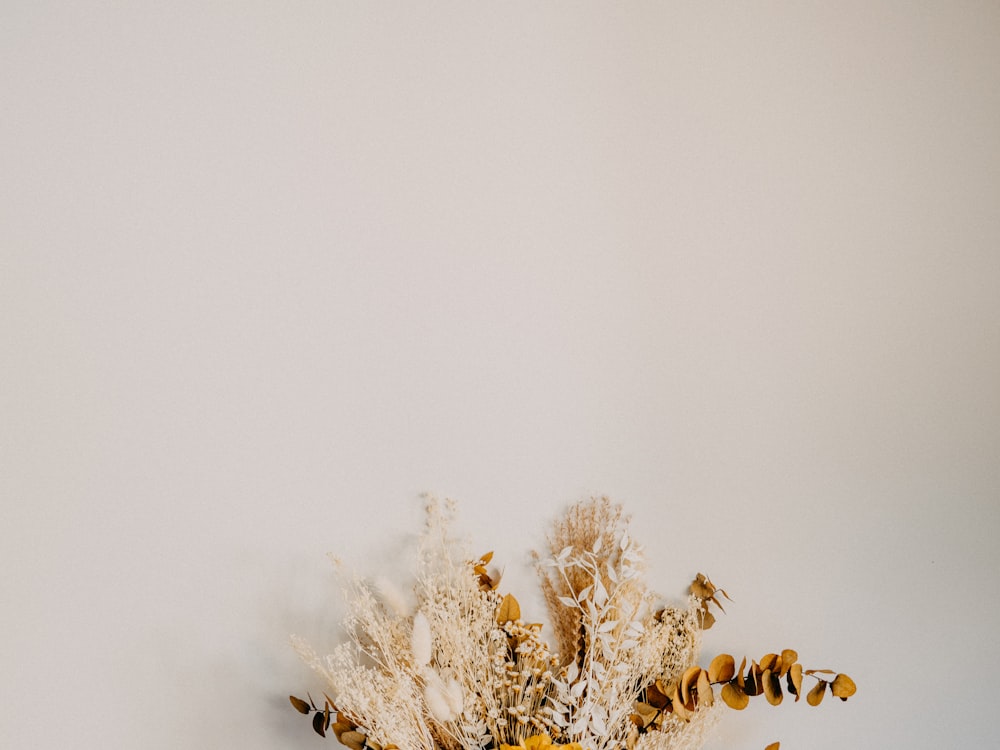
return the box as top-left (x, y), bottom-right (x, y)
top-left (721, 682), bottom-right (749, 710)
top-left (762, 669), bottom-right (783, 706)
top-left (831, 673), bottom-right (857, 699)
top-left (680, 666), bottom-right (701, 706)
top-left (341, 731), bottom-right (367, 750)
top-left (779, 649), bottom-right (798, 677)
top-left (759, 653), bottom-right (779, 673)
top-left (645, 682), bottom-right (670, 710)
top-left (807, 680), bottom-right (827, 706)
top-left (709, 653), bottom-right (736, 683)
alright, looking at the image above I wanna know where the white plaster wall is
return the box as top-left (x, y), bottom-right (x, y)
top-left (3, 3), bottom-right (998, 748)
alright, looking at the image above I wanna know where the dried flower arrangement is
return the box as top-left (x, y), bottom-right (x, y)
top-left (290, 497), bottom-right (854, 750)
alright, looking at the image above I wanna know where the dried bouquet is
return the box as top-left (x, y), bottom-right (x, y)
top-left (290, 497), bottom-right (854, 750)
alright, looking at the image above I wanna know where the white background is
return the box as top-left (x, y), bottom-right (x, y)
top-left (2, 2), bottom-right (998, 748)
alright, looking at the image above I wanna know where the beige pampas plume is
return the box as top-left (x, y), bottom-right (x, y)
top-left (411, 610), bottom-right (432, 667)
top-left (444, 676), bottom-right (464, 717)
top-left (376, 575), bottom-right (413, 617)
top-left (422, 668), bottom-right (455, 722)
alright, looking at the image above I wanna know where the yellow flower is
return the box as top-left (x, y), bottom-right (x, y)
top-left (501, 733), bottom-right (583, 750)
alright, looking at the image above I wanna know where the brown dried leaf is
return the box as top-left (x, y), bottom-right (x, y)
top-left (341, 730), bottom-right (368, 750)
top-left (831, 673), bottom-right (857, 700)
top-left (736, 657), bottom-right (747, 689)
top-left (690, 573), bottom-right (715, 599)
top-left (645, 682), bottom-right (670, 710)
top-left (680, 666), bottom-right (701, 706)
top-left (807, 680), bottom-right (827, 706)
top-left (697, 668), bottom-right (714, 707)
top-left (700, 610), bottom-right (716, 630)
top-left (709, 653), bottom-right (736, 683)
top-left (312, 710), bottom-right (327, 737)
top-left (762, 669), bottom-right (783, 706)
top-left (480, 551), bottom-right (494, 565)
top-left (721, 682), bottom-right (749, 710)
top-left (497, 593), bottom-right (521, 624)
top-left (779, 650), bottom-right (798, 677)
top-left (289, 695), bottom-right (311, 715)
top-left (759, 653), bottom-right (779, 673)
top-left (332, 722), bottom-right (353, 739)
top-left (744, 662), bottom-right (762, 697)
top-left (671, 693), bottom-right (694, 721)
top-left (765, 743), bottom-right (780, 750)
top-left (634, 701), bottom-right (659, 721)
top-left (787, 663), bottom-right (803, 701)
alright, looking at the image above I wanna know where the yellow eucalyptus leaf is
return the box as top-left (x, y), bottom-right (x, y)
top-left (759, 653), bottom-right (779, 673)
top-left (779, 649), bottom-right (798, 676)
top-left (807, 680), bottom-right (827, 706)
top-left (341, 730), bottom-right (367, 750)
top-left (721, 682), bottom-right (749, 710)
top-left (680, 666), bottom-right (701, 706)
top-left (787, 663), bottom-right (803, 701)
top-left (762, 669), bottom-right (783, 706)
top-left (664, 680), bottom-right (681, 705)
top-left (765, 743), bottom-right (780, 750)
top-left (480, 551), bottom-right (494, 564)
top-left (497, 593), bottom-right (521, 624)
top-left (633, 701), bottom-right (659, 725)
top-left (671, 694), bottom-right (694, 721)
top-left (697, 668), bottom-right (714, 707)
top-left (831, 673), bottom-right (857, 699)
top-left (736, 657), bottom-right (747, 689)
top-left (709, 653), bottom-right (736, 683)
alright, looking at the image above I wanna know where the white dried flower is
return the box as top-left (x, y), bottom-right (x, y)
top-left (376, 575), bottom-right (413, 617)
top-left (445, 676), bottom-right (464, 716)
top-left (411, 610), bottom-right (432, 667)
top-left (423, 668), bottom-right (455, 722)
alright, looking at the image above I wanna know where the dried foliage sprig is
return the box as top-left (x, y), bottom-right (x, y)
top-left (291, 497), bottom-right (855, 750)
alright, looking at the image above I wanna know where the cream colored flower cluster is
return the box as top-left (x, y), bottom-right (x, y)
top-left (292, 497), bottom-right (856, 750)
top-left (293, 497), bottom-right (719, 750)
